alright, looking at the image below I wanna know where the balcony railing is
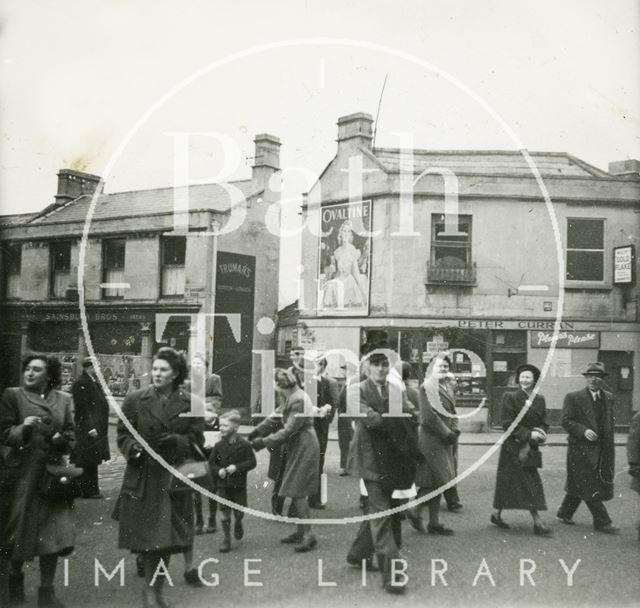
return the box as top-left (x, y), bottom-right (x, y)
top-left (426, 260), bottom-right (477, 285)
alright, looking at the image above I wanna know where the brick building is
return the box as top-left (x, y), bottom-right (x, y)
top-left (298, 112), bottom-right (640, 427)
top-left (0, 134), bottom-right (282, 418)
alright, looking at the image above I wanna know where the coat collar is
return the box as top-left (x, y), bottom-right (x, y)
top-left (20, 387), bottom-right (57, 413)
top-left (139, 386), bottom-right (189, 426)
top-left (578, 387), bottom-right (598, 429)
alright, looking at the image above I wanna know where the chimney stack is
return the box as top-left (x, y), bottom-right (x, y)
top-left (252, 134), bottom-right (281, 186)
top-left (55, 169), bottom-right (103, 206)
top-left (608, 159), bottom-right (640, 178)
top-left (337, 112), bottom-right (374, 151)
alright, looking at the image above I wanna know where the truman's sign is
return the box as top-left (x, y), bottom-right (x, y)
top-left (530, 330), bottom-right (600, 349)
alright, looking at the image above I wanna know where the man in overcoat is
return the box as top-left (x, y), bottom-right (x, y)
top-left (346, 347), bottom-right (421, 594)
top-left (557, 362), bottom-right (618, 533)
top-left (627, 410), bottom-right (640, 541)
top-left (71, 358), bottom-right (111, 498)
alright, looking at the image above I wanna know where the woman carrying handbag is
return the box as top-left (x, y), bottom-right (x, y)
top-left (491, 364), bottom-right (552, 536)
top-left (0, 353), bottom-right (77, 608)
top-left (114, 347), bottom-right (205, 608)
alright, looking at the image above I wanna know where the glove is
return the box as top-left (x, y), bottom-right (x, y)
top-left (251, 437), bottom-right (266, 451)
top-left (247, 429), bottom-right (260, 441)
top-left (128, 443), bottom-right (144, 465)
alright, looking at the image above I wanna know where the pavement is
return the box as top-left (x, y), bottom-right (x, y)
top-left (18, 424), bottom-right (640, 608)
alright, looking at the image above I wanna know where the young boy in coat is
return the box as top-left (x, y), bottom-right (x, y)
top-left (209, 410), bottom-right (257, 552)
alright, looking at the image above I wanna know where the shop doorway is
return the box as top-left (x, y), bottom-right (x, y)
top-left (598, 350), bottom-right (634, 425)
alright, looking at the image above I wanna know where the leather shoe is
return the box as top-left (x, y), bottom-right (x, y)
top-left (184, 569), bottom-right (203, 587)
top-left (308, 500), bottom-right (326, 510)
top-left (556, 514), bottom-right (575, 525)
top-left (533, 524), bottom-right (553, 537)
top-left (490, 514), bottom-right (510, 529)
top-left (447, 502), bottom-right (463, 513)
top-left (595, 524), bottom-right (620, 534)
top-left (294, 535), bottom-right (317, 552)
top-left (427, 523), bottom-right (454, 536)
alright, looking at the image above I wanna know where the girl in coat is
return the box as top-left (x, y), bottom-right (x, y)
top-left (491, 364), bottom-right (552, 536)
top-left (0, 353), bottom-right (76, 608)
top-left (407, 356), bottom-right (458, 536)
top-left (250, 368), bottom-right (320, 552)
top-left (115, 347), bottom-right (205, 608)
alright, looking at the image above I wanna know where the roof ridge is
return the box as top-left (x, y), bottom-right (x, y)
top-left (103, 178), bottom-right (254, 197)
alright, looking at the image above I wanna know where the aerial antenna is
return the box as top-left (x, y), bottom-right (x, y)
top-left (372, 73), bottom-right (388, 149)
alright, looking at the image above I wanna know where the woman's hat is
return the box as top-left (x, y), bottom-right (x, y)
top-left (582, 362), bottom-right (608, 377)
top-left (515, 363), bottom-right (541, 384)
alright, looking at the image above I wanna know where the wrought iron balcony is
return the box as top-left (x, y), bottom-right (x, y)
top-left (426, 260), bottom-right (477, 286)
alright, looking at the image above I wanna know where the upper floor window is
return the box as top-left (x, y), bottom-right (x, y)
top-left (427, 214), bottom-right (476, 285)
top-left (2, 243), bottom-right (22, 299)
top-left (566, 218), bottom-right (605, 282)
top-left (102, 239), bottom-right (126, 299)
top-left (50, 241), bottom-right (71, 298)
top-left (161, 236), bottom-right (186, 296)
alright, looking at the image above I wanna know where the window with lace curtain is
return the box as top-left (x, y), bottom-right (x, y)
top-left (2, 242), bottom-right (21, 299)
top-left (102, 239), bottom-right (126, 299)
top-left (161, 236), bottom-right (186, 296)
top-left (50, 241), bottom-right (71, 299)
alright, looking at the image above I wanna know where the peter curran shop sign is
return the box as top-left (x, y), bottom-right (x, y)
top-left (530, 330), bottom-right (600, 349)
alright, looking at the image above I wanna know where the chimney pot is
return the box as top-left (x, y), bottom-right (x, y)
top-left (55, 168), bottom-right (103, 205)
top-left (608, 159), bottom-right (640, 178)
top-left (337, 112), bottom-right (374, 150)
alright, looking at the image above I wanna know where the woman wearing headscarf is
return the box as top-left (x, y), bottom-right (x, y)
top-left (0, 353), bottom-right (76, 607)
top-left (115, 347), bottom-right (205, 608)
top-left (407, 355), bottom-right (458, 536)
top-left (491, 363), bottom-right (552, 536)
top-left (250, 368), bottom-right (320, 552)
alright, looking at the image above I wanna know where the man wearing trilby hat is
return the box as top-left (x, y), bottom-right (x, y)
top-left (557, 362), bottom-right (618, 533)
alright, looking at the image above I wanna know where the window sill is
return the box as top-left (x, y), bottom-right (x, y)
top-left (564, 281), bottom-right (612, 291)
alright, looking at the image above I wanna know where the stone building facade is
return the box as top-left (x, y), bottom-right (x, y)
top-left (0, 134), bottom-right (282, 418)
top-left (298, 112), bottom-right (640, 426)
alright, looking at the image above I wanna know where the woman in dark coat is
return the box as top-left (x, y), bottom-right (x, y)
top-left (407, 356), bottom-right (458, 536)
top-left (250, 368), bottom-right (320, 552)
top-left (491, 364), bottom-right (552, 536)
top-left (0, 353), bottom-right (77, 608)
top-left (115, 347), bottom-right (204, 608)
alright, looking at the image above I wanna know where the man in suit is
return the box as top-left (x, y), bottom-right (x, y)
top-left (71, 358), bottom-right (111, 498)
top-left (308, 356), bottom-right (339, 508)
top-left (345, 346), bottom-right (421, 594)
top-left (557, 362), bottom-right (619, 533)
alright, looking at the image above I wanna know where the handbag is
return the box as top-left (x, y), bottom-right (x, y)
top-left (171, 443), bottom-right (214, 493)
top-left (40, 463), bottom-right (84, 501)
top-left (518, 443), bottom-right (543, 469)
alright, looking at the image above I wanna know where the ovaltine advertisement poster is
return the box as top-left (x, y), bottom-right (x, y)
top-left (317, 200), bottom-right (372, 316)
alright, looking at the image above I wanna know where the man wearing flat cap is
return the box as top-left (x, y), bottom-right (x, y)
top-left (71, 358), bottom-right (111, 498)
top-left (557, 362), bottom-right (618, 533)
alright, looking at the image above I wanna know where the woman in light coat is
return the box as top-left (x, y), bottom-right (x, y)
top-left (250, 368), bottom-right (320, 552)
top-left (115, 347), bottom-right (204, 608)
top-left (407, 355), bottom-right (458, 536)
top-left (0, 353), bottom-right (76, 608)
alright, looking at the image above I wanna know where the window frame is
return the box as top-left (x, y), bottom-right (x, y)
top-left (430, 213), bottom-right (473, 268)
top-left (565, 217), bottom-right (608, 287)
top-left (2, 242), bottom-right (22, 300)
top-left (49, 240), bottom-right (72, 299)
top-left (160, 235), bottom-right (187, 297)
top-left (102, 238), bottom-right (126, 300)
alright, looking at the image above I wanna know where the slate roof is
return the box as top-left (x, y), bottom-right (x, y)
top-left (0, 212), bottom-right (38, 227)
top-left (370, 149), bottom-right (612, 178)
top-left (24, 180), bottom-right (262, 225)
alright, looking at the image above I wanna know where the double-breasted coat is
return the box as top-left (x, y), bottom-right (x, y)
top-left (493, 389), bottom-right (548, 510)
top-left (627, 411), bottom-right (640, 495)
top-left (562, 387), bottom-right (616, 502)
top-left (0, 387), bottom-right (76, 561)
top-left (347, 377), bottom-right (420, 493)
top-left (258, 387), bottom-right (320, 499)
top-left (414, 380), bottom-right (458, 490)
top-left (71, 371), bottom-right (111, 466)
top-left (115, 386), bottom-right (204, 553)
